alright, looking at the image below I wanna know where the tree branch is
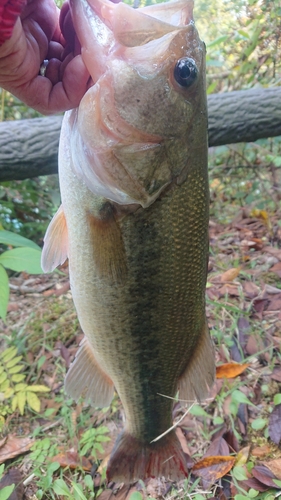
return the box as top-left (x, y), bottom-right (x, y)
top-left (1, 87), bottom-right (281, 182)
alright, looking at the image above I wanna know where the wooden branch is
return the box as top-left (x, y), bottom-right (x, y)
top-left (0, 87), bottom-right (281, 182)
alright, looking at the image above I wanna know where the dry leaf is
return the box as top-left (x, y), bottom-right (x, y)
top-left (192, 455), bottom-right (235, 486)
top-left (243, 281), bottom-right (259, 299)
top-left (220, 267), bottom-right (242, 283)
top-left (204, 436), bottom-right (229, 457)
top-left (216, 362), bottom-right (249, 379)
top-left (50, 451), bottom-right (92, 471)
top-left (264, 459), bottom-right (281, 481)
top-left (269, 404), bottom-right (281, 445)
top-left (0, 435), bottom-right (34, 464)
top-left (252, 465), bottom-right (279, 489)
top-left (175, 427), bottom-right (192, 458)
top-left (271, 367), bottom-right (281, 382)
top-left (263, 246), bottom-right (281, 261)
top-left (270, 262), bottom-right (281, 278)
top-left (235, 446), bottom-right (251, 466)
top-left (219, 284), bottom-right (240, 297)
top-left (240, 477), bottom-right (269, 492)
top-left (0, 468), bottom-right (24, 500)
top-left (251, 445), bottom-right (271, 458)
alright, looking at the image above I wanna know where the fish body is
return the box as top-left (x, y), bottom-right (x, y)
top-left (42, 0), bottom-right (214, 483)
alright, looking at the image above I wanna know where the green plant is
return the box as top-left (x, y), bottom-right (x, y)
top-left (79, 426), bottom-right (110, 458)
top-left (0, 346), bottom-right (50, 428)
top-left (0, 465), bottom-right (15, 500)
top-left (0, 229), bottom-right (42, 320)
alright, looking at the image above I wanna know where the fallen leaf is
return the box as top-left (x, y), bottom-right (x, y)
top-left (50, 451), bottom-right (92, 471)
top-left (252, 465), bottom-right (279, 489)
top-left (235, 446), bottom-right (251, 466)
top-left (267, 296), bottom-right (281, 311)
top-left (219, 284), bottom-right (240, 297)
top-left (263, 246), bottom-right (281, 261)
top-left (239, 477), bottom-right (269, 492)
top-left (175, 427), bottom-right (192, 458)
top-left (243, 281), bottom-right (259, 299)
top-left (216, 362), bottom-right (249, 379)
top-left (270, 262), bottom-right (281, 278)
top-left (220, 267), bottom-right (242, 283)
top-left (192, 455), bottom-right (236, 486)
top-left (264, 458), bottom-right (281, 481)
top-left (245, 335), bottom-right (265, 356)
top-left (223, 430), bottom-right (240, 453)
top-left (204, 436), bottom-right (229, 458)
top-left (271, 367), bottom-right (281, 382)
top-left (96, 490), bottom-right (113, 500)
top-left (251, 444), bottom-right (271, 458)
top-left (269, 404), bottom-right (281, 445)
top-left (0, 468), bottom-right (24, 500)
top-left (0, 435), bottom-right (34, 464)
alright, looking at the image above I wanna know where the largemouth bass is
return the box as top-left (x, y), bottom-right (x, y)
top-left (42, 0), bottom-right (214, 483)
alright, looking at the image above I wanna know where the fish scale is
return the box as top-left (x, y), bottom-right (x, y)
top-left (41, 0), bottom-right (215, 483)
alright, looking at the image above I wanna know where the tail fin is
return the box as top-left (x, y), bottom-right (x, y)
top-left (106, 430), bottom-right (188, 483)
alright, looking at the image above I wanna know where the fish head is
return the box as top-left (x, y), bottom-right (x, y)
top-left (68, 0), bottom-right (207, 207)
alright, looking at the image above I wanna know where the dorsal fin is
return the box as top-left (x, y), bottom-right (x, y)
top-left (41, 205), bottom-right (68, 273)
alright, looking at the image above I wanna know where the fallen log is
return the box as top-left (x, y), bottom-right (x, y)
top-left (0, 86), bottom-right (280, 182)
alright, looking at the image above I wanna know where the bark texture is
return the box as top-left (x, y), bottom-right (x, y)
top-left (0, 87), bottom-right (281, 182)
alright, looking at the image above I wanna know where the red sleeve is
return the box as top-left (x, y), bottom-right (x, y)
top-left (0, 0), bottom-right (26, 45)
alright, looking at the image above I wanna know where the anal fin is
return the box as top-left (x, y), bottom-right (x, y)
top-left (41, 205), bottom-right (68, 273)
top-left (88, 202), bottom-right (127, 284)
top-left (64, 337), bottom-right (114, 408)
top-left (178, 321), bottom-right (215, 405)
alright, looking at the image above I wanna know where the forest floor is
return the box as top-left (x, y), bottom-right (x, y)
top-left (1, 149), bottom-right (281, 500)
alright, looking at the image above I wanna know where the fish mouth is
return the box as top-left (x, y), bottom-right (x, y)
top-left (69, 0), bottom-right (194, 81)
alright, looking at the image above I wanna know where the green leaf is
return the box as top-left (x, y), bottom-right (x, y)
top-left (14, 383), bottom-right (28, 392)
top-left (0, 265), bottom-right (9, 321)
top-left (231, 390), bottom-right (255, 407)
top-left (6, 356), bottom-right (22, 369)
top-left (11, 374), bottom-right (26, 383)
top-left (207, 35), bottom-right (228, 48)
top-left (232, 466), bottom-right (248, 481)
top-left (189, 404), bottom-right (209, 417)
top-left (0, 484), bottom-right (15, 500)
top-left (273, 479), bottom-right (281, 487)
top-left (1, 346), bottom-right (17, 363)
top-left (9, 365), bottom-right (24, 374)
top-left (72, 482), bottom-right (88, 500)
top-left (128, 493), bottom-right (143, 500)
top-left (26, 391), bottom-right (41, 413)
top-left (0, 247), bottom-right (42, 274)
top-left (273, 394), bottom-right (281, 406)
top-left (0, 372), bottom-right (7, 385)
top-left (251, 418), bottom-right (267, 430)
top-left (17, 391), bottom-right (26, 415)
top-left (53, 478), bottom-right (71, 496)
top-left (0, 230), bottom-right (40, 250)
top-left (26, 385), bottom-right (50, 393)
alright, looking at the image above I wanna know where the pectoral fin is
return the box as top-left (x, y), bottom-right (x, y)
top-left (178, 322), bottom-right (215, 405)
top-left (88, 202), bottom-right (127, 284)
top-left (41, 205), bottom-right (68, 273)
top-left (65, 337), bottom-right (114, 408)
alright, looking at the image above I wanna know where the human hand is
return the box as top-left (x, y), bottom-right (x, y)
top-left (0, 0), bottom-right (90, 115)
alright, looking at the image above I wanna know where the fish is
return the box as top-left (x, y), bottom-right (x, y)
top-left (41, 0), bottom-right (215, 483)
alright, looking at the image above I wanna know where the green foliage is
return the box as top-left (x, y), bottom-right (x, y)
top-left (79, 425), bottom-right (110, 458)
top-left (0, 346), bottom-right (50, 428)
top-left (0, 229), bottom-right (42, 320)
top-left (0, 465), bottom-right (15, 500)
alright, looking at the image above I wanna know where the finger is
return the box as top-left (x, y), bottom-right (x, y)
top-left (47, 40), bottom-right (63, 60)
top-left (44, 57), bottom-right (61, 84)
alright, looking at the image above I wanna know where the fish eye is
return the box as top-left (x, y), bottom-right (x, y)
top-left (174, 58), bottom-right (198, 88)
